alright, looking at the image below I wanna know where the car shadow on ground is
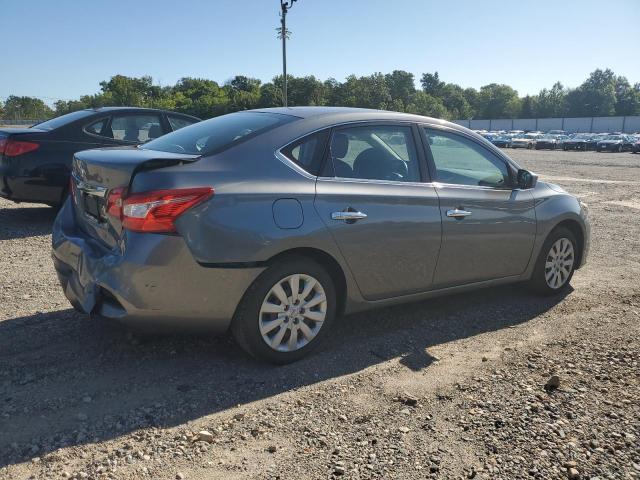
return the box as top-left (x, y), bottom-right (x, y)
top-left (0, 205), bottom-right (56, 240)
top-left (0, 284), bottom-right (570, 466)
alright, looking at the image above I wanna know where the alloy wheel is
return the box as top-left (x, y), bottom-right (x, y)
top-left (544, 238), bottom-right (575, 289)
top-left (259, 274), bottom-right (327, 352)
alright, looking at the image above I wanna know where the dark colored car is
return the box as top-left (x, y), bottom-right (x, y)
top-left (585, 134), bottom-right (606, 151)
top-left (0, 107), bottom-right (200, 206)
top-left (596, 135), bottom-right (628, 153)
top-left (51, 107), bottom-right (590, 363)
top-left (488, 135), bottom-right (512, 148)
top-left (622, 135), bottom-right (638, 152)
top-left (563, 134), bottom-right (591, 151)
top-left (633, 138), bottom-right (640, 153)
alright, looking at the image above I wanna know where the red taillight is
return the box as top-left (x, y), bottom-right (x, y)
top-left (3, 139), bottom-right (40, 157)
top-left (120, 187), bottom-right (213, 233)
top-left (106, 187), bottom-right (127, 218)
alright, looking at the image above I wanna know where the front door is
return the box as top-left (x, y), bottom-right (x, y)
top-left (421, 126), bottom-right (536, 287)
top-left (314, 123), bottom-right (442, 300)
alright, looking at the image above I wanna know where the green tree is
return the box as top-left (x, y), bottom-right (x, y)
top-left (406, 91), bottom-right (449, 118)
top-left (520, 95), bottom-right (537, 118)
top-left (440, 84), bottom-right (473, 119)
top-left (477, 84), bottom-right (521, 119)
top-left (566, 69), bottom-right (616, 116)
top-left (535, 82), bottom-right (567, 117)
top-left (614, 77), bottom-right (640, 115)
top-left (3, 95), bottom-right (53, 120)
top-left (284, 75), bottom-right (326, 106)
top-left (331, 73), bottom-right (392, 110)
top-left (225, 75), bottom-right (261, 112)
top-left (385, 70), bottom-right (416, 107)
top-left (171, 77), bottom-right (228, 118)
top-left (420, 72), bottom-right (444, 97)
top-left (99, 75), bottom-right (157, 106)
top-left (463, 88), bottom-right (480, 116)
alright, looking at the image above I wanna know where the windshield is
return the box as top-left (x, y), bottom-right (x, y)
top-left (603, 135), bottom-right (623, 140)
top-left (33, 110), bottom-right (95, 130)
top-left (143, 111), bottom-right (296, 155)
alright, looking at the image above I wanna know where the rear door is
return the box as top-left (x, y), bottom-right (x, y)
top-left (420, 126), bottom-right (536, 287)
top-left (314, 123), bottom-right (442, 301)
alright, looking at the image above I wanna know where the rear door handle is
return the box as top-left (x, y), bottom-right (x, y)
top-left (331, 211), bottom-right (367, 222)
top-left (446, 208), bottom-right (472, 219)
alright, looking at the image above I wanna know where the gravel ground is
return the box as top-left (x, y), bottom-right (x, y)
top-left (1, 149), bottom-right (639, 480)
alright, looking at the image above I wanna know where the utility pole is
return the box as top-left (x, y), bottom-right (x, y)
top-left (278, 0), bottom-right (297, 107)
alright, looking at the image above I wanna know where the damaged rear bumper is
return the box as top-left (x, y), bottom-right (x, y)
top-left (51, 200), bottom-right (265, 332)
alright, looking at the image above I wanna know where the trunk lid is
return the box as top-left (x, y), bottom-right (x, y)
top-left (71, 146), bottom-right (201, 248)
top-left (0, 127), bottom-right (48, 135)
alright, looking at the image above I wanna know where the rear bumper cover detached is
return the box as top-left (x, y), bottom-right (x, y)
top-left (51, 200), bottom-right (264, 332)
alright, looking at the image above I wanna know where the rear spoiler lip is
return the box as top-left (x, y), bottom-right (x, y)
top-left (71, 153), bottom-right (204, 194)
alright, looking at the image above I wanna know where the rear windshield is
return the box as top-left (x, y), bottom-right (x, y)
top-left (33, 110), bottom-right (95, 130)
top-left (142, 111), bottom-right (296, 155)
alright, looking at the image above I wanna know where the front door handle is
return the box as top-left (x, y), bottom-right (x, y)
top-left (331, 210), bottom-right (367, 222)
top-left (446, 208), bottom-right (472, 219)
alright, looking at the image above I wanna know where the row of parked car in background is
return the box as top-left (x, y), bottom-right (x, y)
top-left (477, 129), bottom-right (640, 153)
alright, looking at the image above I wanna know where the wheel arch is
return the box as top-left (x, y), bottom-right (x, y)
top-left (549, 219), bottom-right (585, 269)
top-left (266, 247), bottom-right (348, 316)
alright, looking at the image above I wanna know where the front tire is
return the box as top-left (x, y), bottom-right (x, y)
top-left (529, 227), bottom-right (577, 296)
top-left (231, 256), bottom-right (337, 364)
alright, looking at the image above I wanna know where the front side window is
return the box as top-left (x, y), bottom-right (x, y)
top-left (424, 128), bottom-right (511, 188)
top-left (144, 111), bottom-right (296, 155)
top-left (111, 114), bottom-right (163, 143)
top-left (168, 115), bottom-right (198, 131)
top-left (326, 125), bottom-right (420, 182)
top-left (280, 130), bottom-right (329, 175)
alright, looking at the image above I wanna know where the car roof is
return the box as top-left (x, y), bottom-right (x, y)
top-left (251, 106), bottom-right (460, 129)
top-left (81, 107), bottom-right (201, 120)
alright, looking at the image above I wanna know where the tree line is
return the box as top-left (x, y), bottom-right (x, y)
top-left (2, 68), bottom-right (639, 121)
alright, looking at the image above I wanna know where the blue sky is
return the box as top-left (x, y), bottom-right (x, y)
top-left (1, 0), bottom-right (639, 104)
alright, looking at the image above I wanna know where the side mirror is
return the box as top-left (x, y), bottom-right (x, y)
top-left (517, 169), bottom-right (538, 189)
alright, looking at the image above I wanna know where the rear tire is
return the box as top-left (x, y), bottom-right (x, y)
top-left (231, 256), bottom-right (337, 364)
top-left (529, 227), bottom-right (577, 296)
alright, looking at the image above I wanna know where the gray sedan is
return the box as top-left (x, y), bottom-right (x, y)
top-left (52, 107), bottom-right (590, 363)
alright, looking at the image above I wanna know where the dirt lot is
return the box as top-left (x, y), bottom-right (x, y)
top-left (1, 149), bottom-right (639, 480)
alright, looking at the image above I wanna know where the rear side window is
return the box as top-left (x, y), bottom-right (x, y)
top-left (85, 118), bottom-right (107, 136)
top-left (143, 111), bottom-right (296, 155)
top-left (168, 115), bottom-right (198, 131)
top-left (280, 130), bottom-right (329, 175)
top-left (111, 114), bottom-right (163, 142)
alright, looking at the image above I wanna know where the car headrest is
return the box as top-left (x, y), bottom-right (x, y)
top-left (331, 133), bottom-right (349, 158)
top-left (148, 124), bottom-right (162, 139)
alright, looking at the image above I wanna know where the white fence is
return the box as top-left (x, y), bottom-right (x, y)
top-left (453, 116), bottom-right (640, 133)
